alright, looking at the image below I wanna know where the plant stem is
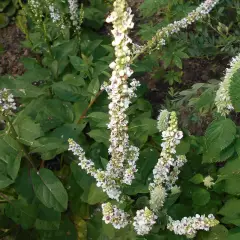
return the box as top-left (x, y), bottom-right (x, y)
top-left (6, 116), bottom-right (36, 169)
top-left (42, 22), bottom-right (53, 57)
top-left (77, 89), bottom-right (104, 124)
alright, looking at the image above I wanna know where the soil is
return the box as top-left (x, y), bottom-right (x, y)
top-left (0, 23), bottom-right (30, 76)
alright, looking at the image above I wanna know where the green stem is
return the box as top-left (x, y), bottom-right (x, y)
top-left (6, 116), bottom-right (36, 169)
top-left (42, 22), bottom-right (53, 57)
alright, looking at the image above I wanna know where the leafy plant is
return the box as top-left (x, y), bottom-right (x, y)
top-left (0, 0), bottom-right (240, 239)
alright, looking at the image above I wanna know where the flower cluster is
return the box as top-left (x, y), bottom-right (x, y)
top-left (149, 185), bottom-right (166, 213)
top-left (149, 111), bottom-right (187, 211)
top-left (28, 0), bottom-right (44, 27)
top-left (0, 89), bottom-right (16, 115)
top-left (105, 0), bottom-right (140, 186)
top-left (203, 175), bottom-right (215, 189)
top-left (167, 214), bottom-right (219, 239)
top-left (68, 0), bottom-right (83, 31)
top-left (68, 139), bottom-right (121, 200)
top-left (133, 207), bottom-right (157, 235)
top-left (157, 110), bottom-right (170, 132)
top-left (215, 53), bottom-right (240, 116)
top-left (102, 202), bottom-right (129, 229)
top-left (49, 4), bottom-right (61, 23)
top-left (133, 0), bottom-right (219, 58)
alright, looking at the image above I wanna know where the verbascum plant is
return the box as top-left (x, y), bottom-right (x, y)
top-left (215, 53), bottom-right (240, 116)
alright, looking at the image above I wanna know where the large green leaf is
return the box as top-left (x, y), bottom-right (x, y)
top-left (15, 116), bottom-right (44, 145)
top-left (87, 129), bottom-right (110, 147)
top-left (0, 135), bottom-right (22, 181)
top-left (35, 204), bottom-right (61, 230)
top-left (197, 225), bottom-right (228, 240)
top-left (31, 169), bottom-right (68, 212)
top-left (205, 118), bottom-right (236, 153)
top-left (217, 158), bottom-right (240, 195)
top-left (5, 199), bottom-right (37, 229)
top-left (35, 99), bottom-right (74, 132)
top-left (192, 188), bottom-right (210, 206)
top-left (218, 198), bottom-right (240, 226)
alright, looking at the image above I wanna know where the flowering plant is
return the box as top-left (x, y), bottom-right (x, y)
top-left (0, 0), bottom-right (240, 239)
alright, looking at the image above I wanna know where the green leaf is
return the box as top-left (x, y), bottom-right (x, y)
top-left (129, 117), bottom-right (158, 146)
top-left (35, 99), bottom-right (73, 132)
top-left (5, 199), bottom-right (37, 229)
top-left (88, 129), bottom-right (110, 147)
top-left (218, 198), bottom-right (240, 226)
top-left (189, 174), bottom-right (204, 184)
top-left (228, 228), bottom-right (240, 240)
top-left (52, 82), bottom-right (85, 102)
top-left (88, 78), bottom-right (100, 96)
top-left (0, 13), bottom-right (9, 28)
top-left (31, 169), bottom-right (68, 212)
top-left (205, 119), bottom-right (236, 152)
top-left (217, 158), bottom-right (240, 195)
top-left (87, 112), bottom-right (109, 122)
top-left (38, 217), bottom-right (78, 240)
top-left (0, 135), bottom-right (21, 181)
top-left (15, 117), bottom-right (44, 145)
top-left (63, 74), bottom-right (85, 87)
top-left (15, 167), bottom-right (35, 202)
top-left (0, 174), bottom-right (13, 189)
top-left (197, 225), bottom-right (228, 240)
top-left (69, 56), bottom-right (85, 71)
top-left (192, 188), bottom-right (210, 206)
top-left (81, 183), bottom-right (108, 205)
top-left (35, 204), bottom-right (61, 230)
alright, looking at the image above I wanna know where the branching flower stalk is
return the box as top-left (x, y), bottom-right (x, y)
top-left (132, 0), bottom-right (220, 60)
top-left (167, 214), bottom-right (219, 239)
top-left (215, 53), bottom-right (240, 116)
top-left (69, 0), bottom-right (140, 201)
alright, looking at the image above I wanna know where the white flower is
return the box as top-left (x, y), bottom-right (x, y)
top-left (102, 202), bottom-right (129, 229)
top-left (203, 176), bottom-right (215, 189)
top-left (0, 89), bottom-right (16, 115)
top-left (133, 207), bottom-right (157, 235)
top-left (167, 214), bottom-right (219, 239)
top-left (68, 0), bottom-right (83, 31)
top-left (215, 53), bottom-right (240, 116)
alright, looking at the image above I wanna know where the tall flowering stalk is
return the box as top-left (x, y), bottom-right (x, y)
top-left (215, 53), bottom-right (240, 116)
top-left (105, 0), bottom-right (140, 185)
top-left (149, 111), bottom-right (187, 212)
top-left (132, 0), bottom-right (219, 59)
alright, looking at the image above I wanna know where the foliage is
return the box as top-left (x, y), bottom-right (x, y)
top-left (0, 0), bottom-right (240, 239)
top-left (0, 0), bottom-right (19, 28)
